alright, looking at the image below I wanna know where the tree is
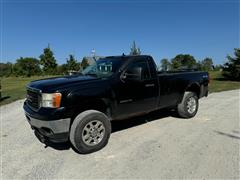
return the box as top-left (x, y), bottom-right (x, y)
top-left (39, 45), bottom-right (57, 74)
top-left (196, 61), bottom-right (203, 70)
top-left (160, 58), bottom-right (171, 71)
top-left (213, 64), bottom-right (222, 71)
top-left (81, 57), bottom-right (90, 70)
top-left (0, 62), bottom-right (13, 77)
top-left (13, 57), bottom-right (41, 77)
top-left (66, 54), bottom-right (80, 71)
top-left (57, 64), bottom-right (68, 75)
top-left (130, 41), bottom-right (141, 55)
top-left (201, 57), bottom-right (213, 71)
top-left (222, 48), bottom-right (240, 81)
top-left (171, 54), bottom-right (197, 69)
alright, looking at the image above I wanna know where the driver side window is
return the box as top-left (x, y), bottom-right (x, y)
top-left (126, 60), bottom-right (151, 80)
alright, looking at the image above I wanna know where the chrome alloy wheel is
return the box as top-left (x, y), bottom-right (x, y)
top-left (186, 97), bottom-right (197, 114)
top-left (82, 120), bottom-right (105, 146)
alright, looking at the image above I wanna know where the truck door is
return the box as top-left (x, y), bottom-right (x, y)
top-left (115, 57), bottom-right (159, 118)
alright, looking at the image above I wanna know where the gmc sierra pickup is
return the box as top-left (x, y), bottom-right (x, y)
top-left (24, 55), bottom-right (209, 154)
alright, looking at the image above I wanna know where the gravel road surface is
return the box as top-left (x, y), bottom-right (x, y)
top-left (1, 90), bottom-right (240, 179)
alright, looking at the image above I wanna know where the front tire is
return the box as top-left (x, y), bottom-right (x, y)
top-left (177, 92), bottom-right (199, 118)
top-left (70, 110), bottom-right (111, 154)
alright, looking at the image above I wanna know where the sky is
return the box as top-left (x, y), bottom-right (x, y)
top-left (1, 0), bottom-right (239, 65)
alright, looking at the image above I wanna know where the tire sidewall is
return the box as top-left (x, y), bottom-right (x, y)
top-left (70, 111), bottom-right (111, 154)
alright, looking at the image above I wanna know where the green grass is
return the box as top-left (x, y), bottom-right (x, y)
top-left (208, 71), bottom-right (240, 93)
top-left (0, 72), bottom-right (239, 106)
top-left (0, 76), bottom-right (55, 106)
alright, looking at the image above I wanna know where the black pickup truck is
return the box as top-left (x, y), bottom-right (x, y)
top-left (24, 55), bottom-right (209, 153)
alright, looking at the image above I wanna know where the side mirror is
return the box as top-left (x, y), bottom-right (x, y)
top-left (123, 66), bottom-right (142, 82)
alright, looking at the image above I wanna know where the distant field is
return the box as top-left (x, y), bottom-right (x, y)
top-left (0, 71), bottom-right (239, 106)
top-left (208, 71), bottom-right (240, 93)
top-left (0, 76), bottom-right (56, 106)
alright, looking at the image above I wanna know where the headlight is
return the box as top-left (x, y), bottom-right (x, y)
top-left (41, 93), bottom-right (62, 108)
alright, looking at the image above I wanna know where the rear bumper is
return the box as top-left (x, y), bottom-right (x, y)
top-left (25, 113), bottom-right (71, 143)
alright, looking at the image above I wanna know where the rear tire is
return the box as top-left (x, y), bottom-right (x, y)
top-left (177, 92), bottom-right (199, 118)
top-left (70, 110), bottom-right (111, 154)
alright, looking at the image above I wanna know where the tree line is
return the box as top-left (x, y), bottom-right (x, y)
top-left (0, 42), bottom-right (239, 81)
top-left (0, 45), bottom-right (90, 77)
top-left (159, 48), bottom-right (240, 81)
top-left (160, 55), bottom-right (215, 71)
top-left (129, 41), bottom-right (239, 81)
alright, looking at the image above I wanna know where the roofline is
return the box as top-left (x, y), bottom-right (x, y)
top-left (105, 55), bottom-right (152, 58)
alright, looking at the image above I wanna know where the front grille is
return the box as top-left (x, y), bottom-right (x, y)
top-left (27, 88), bottom-right (40, 110)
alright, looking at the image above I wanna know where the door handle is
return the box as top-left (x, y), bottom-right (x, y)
top-left (145, 84), bottom-right (155, 87)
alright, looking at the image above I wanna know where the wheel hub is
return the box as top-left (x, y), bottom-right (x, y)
top-left (90, 128), bottom-right (98, 137)
top-left (82, 120), bottom-right (105, 146)
top-left (187, 97), bottom-right (197, 114)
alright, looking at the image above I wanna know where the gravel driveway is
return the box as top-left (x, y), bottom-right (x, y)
top-left (1, 90), bottom-right (240, 179)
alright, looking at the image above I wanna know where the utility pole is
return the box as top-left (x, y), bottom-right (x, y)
top-left (91, 49), bottom-right (96, 62)
top-left (91, 49), bottom-right (96, 57)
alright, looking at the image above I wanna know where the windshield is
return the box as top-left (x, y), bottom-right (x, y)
top-left (80, 58), bottom-right (123, 78)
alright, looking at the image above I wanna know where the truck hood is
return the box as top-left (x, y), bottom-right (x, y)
top-left (28, 75), bottom-right (99, 93)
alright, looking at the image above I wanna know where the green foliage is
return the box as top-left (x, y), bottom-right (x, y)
top-left (57, 64), bottom-right (68, 75)
top-left (222, 48), bottom-right (240, 81)
top-left (213, 64), bottom-right (222, 71)
top-left (0, 62), bottom-right (13, 77)
top-left (171, 54), bottom-right (197, 70)
top-left (66, 54), bottom-right (80, 71)
top-left (208, 71), bottom-right (240, 92)
top-left (39, 45), bottom-right (57, 74)
top-left (13, 57), bottom-right (41, 77)
top-left (0, 76), bottom-right (57, 106)
top-left (130, 41), bottom-right (141, 55)
top-left (160, 58), bottom-right (171, 71)
top-left (196, 61), bottom-right (203, 70)
top-left (201, 57), bottom-right (213, 71)
top-left (81, 57), bottom-right (90, 70)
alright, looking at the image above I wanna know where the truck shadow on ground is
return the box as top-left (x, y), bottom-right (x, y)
top-left (111, 109), bottom-right (175, 133)
top-left (43, 109), bottom-right (177, 151)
